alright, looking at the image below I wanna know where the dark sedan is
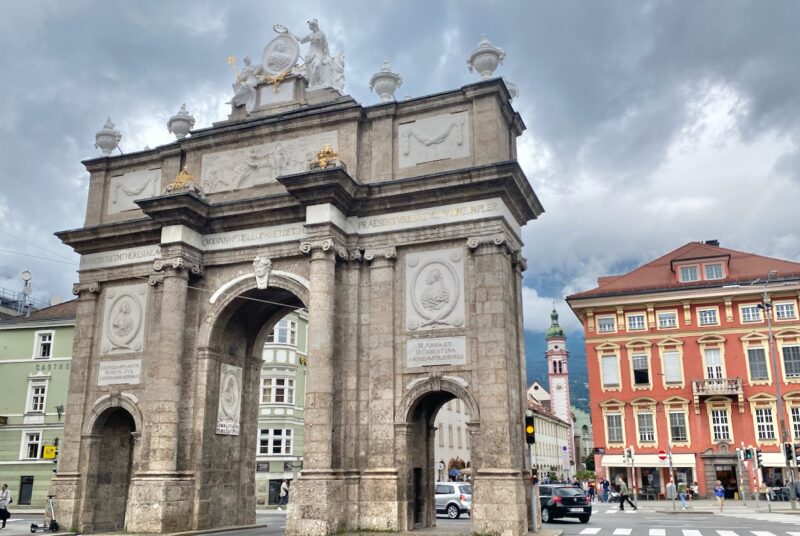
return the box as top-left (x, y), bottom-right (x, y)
top-left (539, 484), bottom-right (592, 523)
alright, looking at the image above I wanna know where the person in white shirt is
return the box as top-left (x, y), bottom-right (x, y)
top-left (0, 483), bottom-right (12, 528)
top-left (278, 480), bottom-right (290, 510)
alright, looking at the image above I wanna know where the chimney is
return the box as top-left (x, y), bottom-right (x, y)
top-left (704, 239), bottom-right (720, 247)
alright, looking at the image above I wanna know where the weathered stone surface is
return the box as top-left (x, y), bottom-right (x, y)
top-left (55, 78), bottom-right (540, 535)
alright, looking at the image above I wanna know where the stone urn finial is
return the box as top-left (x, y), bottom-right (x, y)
top-left (167, 103), bottom-right (196, 140)
top-left (94, 117), bottom-right (122, 155)
top-left (369, 59), bottom-right (403, 102)
top-left (467, 35), bottom-right (505, 79)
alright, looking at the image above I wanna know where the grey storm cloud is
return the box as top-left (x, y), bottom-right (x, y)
top-left (0, 0), bottom-right (798, 326)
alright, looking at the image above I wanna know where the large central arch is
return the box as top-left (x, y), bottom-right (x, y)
top-left (54, 77), bottom-right (542, 536)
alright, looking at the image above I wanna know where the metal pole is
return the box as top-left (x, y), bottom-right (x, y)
top-left (668, 445), bottom-right (676, 511)
top-left (630, 447), bottom-right (638, 508)
top-left (736, 448), bottom-right (746, 506)
top-left (763, 272), bottom-right (797, 510)
top-left (528, 443), bottom-right (538, 532)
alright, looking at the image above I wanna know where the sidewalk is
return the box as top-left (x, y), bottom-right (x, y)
top-left (597, 497), bottom-right (800, 513)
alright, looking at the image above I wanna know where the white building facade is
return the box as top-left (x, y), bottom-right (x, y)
top-left (433, 398), bottom-right (471, 481)
top-left (255, 311), bottom-right (308, 507)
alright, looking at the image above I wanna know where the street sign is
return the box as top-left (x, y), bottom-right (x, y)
top-left (658, 450), bottom-right (667, 461)
top-left (437, 462), bottom-right (445, 470)
top-left (42, 445), bottom-right (57, 459)
top-left (594, 447), bottom-right (605, 455)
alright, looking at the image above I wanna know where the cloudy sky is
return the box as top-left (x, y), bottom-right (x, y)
top-left (1, 1), bottom-right (799, 386)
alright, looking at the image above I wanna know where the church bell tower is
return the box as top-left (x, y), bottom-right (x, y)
top-left (545, 307), bottom-right (575, 475)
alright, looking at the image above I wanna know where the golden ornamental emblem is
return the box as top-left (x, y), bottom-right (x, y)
top-left (310, 144), bottom-right (341, 170)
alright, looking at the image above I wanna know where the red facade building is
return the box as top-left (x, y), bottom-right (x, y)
top-left (567, 241), bottom-right (800, 499)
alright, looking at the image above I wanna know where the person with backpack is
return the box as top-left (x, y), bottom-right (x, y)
top-left (0, 483), bottom-right (12, 529)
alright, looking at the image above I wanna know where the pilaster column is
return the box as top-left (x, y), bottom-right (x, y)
top-left (364, 246), bottom-right (397, 468)
top-left (58, 282), bottom-right (102, 474)
top-left (148, 258), bottom-right (196, 473)
top-left (300, 239), bottom-right (337, 470)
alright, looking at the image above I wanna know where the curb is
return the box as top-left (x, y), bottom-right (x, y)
top-left (654, 510), bottom-right (708, 515)
top-left (90, 524), bottom-right (268, 536)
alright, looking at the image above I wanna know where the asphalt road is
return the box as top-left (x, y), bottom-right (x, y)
top-left (548, 505), bottom-right (800, 536)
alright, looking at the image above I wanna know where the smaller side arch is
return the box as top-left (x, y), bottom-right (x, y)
top-left (395, 376), bottom-right (480, 425)
top-left (84, 392), bottom-right (143, 435)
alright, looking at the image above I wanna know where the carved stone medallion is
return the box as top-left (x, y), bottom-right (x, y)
top-left (100, 283), bottom-right (148, 355)
top-left (406, 248), bottom-right (465, 331)
top-left (261, 34), bottom-right (300, 76)
top-left (216, 363), bottom-right (243, 436)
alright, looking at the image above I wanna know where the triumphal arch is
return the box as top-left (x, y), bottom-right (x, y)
top-left (54, 23), bottom-right (543, 535)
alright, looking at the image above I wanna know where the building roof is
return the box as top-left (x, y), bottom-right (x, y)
top-left (0, 299), bottom-right (77, 325)
top-left (527, 381), bottom-right (550, 402)
top-left (568, 241), bottom-right (800, 300)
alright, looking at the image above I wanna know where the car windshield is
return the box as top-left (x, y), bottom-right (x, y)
top-left (556, 487), bottom-right (585, 497)
top-left (459, 485), bottom-right (473, 495)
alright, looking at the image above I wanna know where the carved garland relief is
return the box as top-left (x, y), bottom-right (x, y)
top-left (107, 168), bottom-right (161, 215)
top-left (398, 111), bottom-right (470, 168)
top-left (200, 131), bottom-right (338, 194)
top-left (100, 283), bottom-right (148, 355)
top-left (405, 248), bottom-right (465, 331)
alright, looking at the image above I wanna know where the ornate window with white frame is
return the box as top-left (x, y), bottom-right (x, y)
top-left (626, 313), bottom-right (646, 332)
top-left (33, 330), bottom-right (54, 359)
top-left (597, 315), bottom-right (616, 334)
top-left (698, 307), bottom-right (720, 327)
top-left (657, 310), bottom-right (678, 329)
top-left (601, 400), bottom-right (626, 446)
top-left (755, 407), bottom-right (776, 441)
top-left (707, 401), bottom-right (733, 443)
top-left (258, 428), bottom-right (293, 455)
top-left (26, 379), bottom-right (48, 414)
top-left (267, 318), bottom-right (297, 345)
top-left (260, 377), bottom-right (295, 404)
top-left (740, 304), bottom-right (763, 323)
top-left (774, 301), bottom-right (797, 321)
top-left (21, 431), bottom-right (41, 459)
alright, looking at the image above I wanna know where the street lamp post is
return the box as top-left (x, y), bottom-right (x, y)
top-left (760, 270), bottom-right (797, 510)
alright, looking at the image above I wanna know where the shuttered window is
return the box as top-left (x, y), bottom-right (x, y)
top-left (601, 356), bottom-right (619, 387)
top-left (663, 351), bottom-right (682, 384)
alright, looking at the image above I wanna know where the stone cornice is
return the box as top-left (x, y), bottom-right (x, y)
top-left (278, 167), bottom-right (360, 215)
top-left (136, 191), bottom-right (211, 233)
top-left (55, 219), bottom-right (160, 255)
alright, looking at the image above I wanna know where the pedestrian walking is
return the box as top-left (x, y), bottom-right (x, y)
top-left (278, 479), bottom-right (289, 510)
top-left (0, 483), bottom-right (12, 529)
top-left (793, 478), bottom-right (800, 501)
top-left (601, 478), bottom-right (610, 503)
top-left (588, 481), bottom-right (596, 502)
top-left (714, 480), bottom-right (725, 512)
top-left (616, 476), bottom-right (636, 511)
top-left (677, 482), bottom-right (688, 510)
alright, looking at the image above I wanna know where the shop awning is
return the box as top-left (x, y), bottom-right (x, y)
top-left (601, 453), bottom-right (696, 468)
top-left (761, 452), bottom-right (788, 468)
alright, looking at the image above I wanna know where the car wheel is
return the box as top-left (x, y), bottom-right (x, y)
top-left (447, 503), bottom-right (460, 519)
top-left (579, 515), bottom-right (590, 523)
top-left (541, 507), bottom-right (551, 523)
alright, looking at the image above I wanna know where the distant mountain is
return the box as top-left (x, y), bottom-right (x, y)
top-left (524, 330), bottom-right (589, 413)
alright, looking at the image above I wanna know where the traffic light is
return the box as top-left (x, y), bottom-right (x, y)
top-left (624, 447), bottom-right (633, 463)
top-left (785, 443), bottom-right (793, 462)
top-left (525, 415), bottom-right (536, 444)
top-left (743, 448), bottom-right (753, 461)
top-left (756, 449), bottom-right (764, 468)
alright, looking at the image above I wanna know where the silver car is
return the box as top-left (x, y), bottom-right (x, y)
top-left (435, 482), bottom-right (472, 519)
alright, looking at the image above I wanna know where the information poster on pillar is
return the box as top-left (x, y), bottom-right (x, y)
top-left (216, 364), bottom-right (243, 436)
top-left (406, 336), bottom-right (467, 368)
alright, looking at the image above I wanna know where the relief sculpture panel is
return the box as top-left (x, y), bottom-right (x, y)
top-left (200, 131), bottom-right (338, 193)
top-left (216, 363), bottom-right (243, 436)
top-left (107, 168), bottom-right (161, 215)
top-left (405, 247), bottom-right (466, 331)
top-left (100, 283), bottom-right (148, 355)
top-left (398, 111), bottom-right (470, 168)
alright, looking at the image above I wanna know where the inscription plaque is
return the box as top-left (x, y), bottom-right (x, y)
top-left (216, 364), bottom-right (243, 435)
top-left (407, 336), bottom-right (467, 368)
top-left (98, 359), bottom-right (142, 386)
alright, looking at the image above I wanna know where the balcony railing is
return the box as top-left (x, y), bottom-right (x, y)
top-left (692, 377), bottom-right (744, 414)
top-left (692, 377), bottom-right (743, 396)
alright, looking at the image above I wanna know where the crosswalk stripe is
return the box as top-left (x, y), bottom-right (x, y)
top-left (683, 531), bottom-right (703, 536)
top-left (613, 529), bottom-right (632, 536)
top-left (717, 531), bottom-right (739, 536)
top-left (580, 529), bottom-right (601, 535)
top-left (650, 529), bottom-right (666, 536)
top-left (787, 533), bottom-right (800, 536)
top-left (752, 532), bottom-right (776, 536)
top-left (605, 509), bottom-right (618, 514)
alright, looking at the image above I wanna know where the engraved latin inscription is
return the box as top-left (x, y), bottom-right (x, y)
top-left (216, 364), bottom-right (243, 436)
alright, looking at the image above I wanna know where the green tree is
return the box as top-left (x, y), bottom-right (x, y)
top-left (584, 454), bottom-right (595, 471)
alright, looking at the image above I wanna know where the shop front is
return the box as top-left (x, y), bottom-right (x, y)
top-left (600, 454), bottom-right (697, 499)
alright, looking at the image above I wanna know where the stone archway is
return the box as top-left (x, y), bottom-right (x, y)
top-left (395, 376), bottom-right (480, 531)
top-left (55, 77), bottom-right (541, 536)
top-left (83, 407), bottom-right (137, 533)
